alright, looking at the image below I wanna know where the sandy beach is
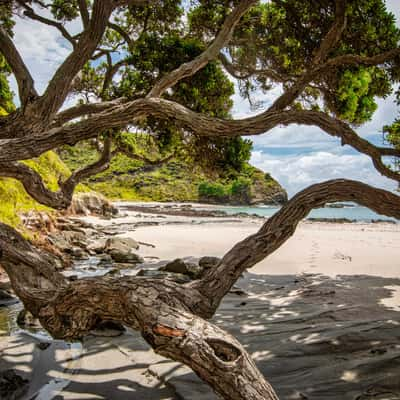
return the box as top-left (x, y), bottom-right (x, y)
top-left (120, 219), bottom-right (400, 278)
top-left (1, 205), bottom-right (399, 399)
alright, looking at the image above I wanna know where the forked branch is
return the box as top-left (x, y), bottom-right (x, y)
top-left (0, 135), bottom-right (111, 209)
top-left (193, 179), bottom-right (400, 315)
top-left (147, 0), bottom-right (257, 98)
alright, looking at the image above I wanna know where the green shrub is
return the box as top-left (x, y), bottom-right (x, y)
top-left (198, 181), bottom-right (227, 199)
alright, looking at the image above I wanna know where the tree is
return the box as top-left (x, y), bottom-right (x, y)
top-left (0, 1), bottom-right (400, 399)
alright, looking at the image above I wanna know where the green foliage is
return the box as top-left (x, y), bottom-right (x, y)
top-left (0, 1), bottom-right (14, 35)
top-left (383, 119), bottom-right (400, 149)
top-left (189, 0), bottom-right (400, 120)
top-left (59, 137), bottom-right (282, 204)
top-left (0, 152), bottom-right (74, 228)
top-left (50, 0), bottom-right (79, 21)
top-left (336, 68), bottom-right (380, 124)
top-left (198, 181), bottom-right (228, 200)
top-left (0, 54), bottom-right (15, 115)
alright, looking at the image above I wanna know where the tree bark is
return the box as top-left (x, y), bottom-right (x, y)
top-left (0, 180), bottom-right (398, 399)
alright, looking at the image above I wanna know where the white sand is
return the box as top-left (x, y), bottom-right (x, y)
top-left (120, 220), bottom-right (400, 278)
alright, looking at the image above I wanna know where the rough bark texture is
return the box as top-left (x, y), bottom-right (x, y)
top-left (1, 180), bottom-right (399, 399)
top-left (0, 0), bottom-right (399, 398)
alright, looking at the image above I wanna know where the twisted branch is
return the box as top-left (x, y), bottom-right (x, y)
top-left (147, 0), bottom-right (256, 98)
top-left (0, 136), bottom-right (111, 209)
top-left (193, 179), bottom-right (400, 315)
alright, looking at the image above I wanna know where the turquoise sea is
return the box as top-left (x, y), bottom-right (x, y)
top-left (216, 203), bottom-right (399, 223)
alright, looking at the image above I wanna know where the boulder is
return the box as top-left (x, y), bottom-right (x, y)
top-left (105, 237), bottom-right (139, 252)
top-left (161, 258), bottom-right (205, 279)
top-left (104, 269), bottom-right (121, 277)
top-left (112, 262), bottom-right (142, 270)
top-left (108, 250), bottom-right (143, 264)
top-left (68, 192), bottom-right (118, 217)
top-left (0, 370), bottom-right (29, 400)
top-left (136, 269), bottom-right (191, 283)
top-left (47, 233), bottom-right (71, 252)
top-left (61, 230), bottom-right (87, 247)
top-left (199, 256), bottom-right (221, 270)
top-left (87, 239), bottom-right (107, 254)
top-left (70, 247), bottom-right (89, 259)
top-left (161, 258), bottom-right (188, 274)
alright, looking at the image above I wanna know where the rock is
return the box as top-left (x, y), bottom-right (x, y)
top-left (21, 211), bottom-right (56, 232)
top-left (199, 256), bottom-right (221, 269)
top-left (0, 370), bottom-right (29, 400)
top-left (112, 262), bottom-right (142, 270)
top-left (98, 253), bottom-right (113, 265)
top-left (87, 239), bottom-right (107, 253)
top-left (71, 247), bottom-right (89, 259)
top-left (104, 237), bottom-right (142, 264)
top-left (68, 192), bottom-right (118, 217)
top-left (108, 249), bottom-right (144, 264)
top-left (186, 263), bottom-right (204, 279)
top-left (47, 233), bottom-right (71, 252)
top-left (90, 320), bottom-right (126, 337)
top-left (105, 237), bottom-right (139, 252)
top-left (61, 230), bottom-right (87, 247)
top-left (136, 269), bottom-right (191, 283)
top-left (162, 259), bottom-right (189, 274)
top-left (161, 259), bottom-right (206, 279)
top-left (68, 275), bottom-right (78, 281)
top-left (17, 309), bottom-right (41, 329)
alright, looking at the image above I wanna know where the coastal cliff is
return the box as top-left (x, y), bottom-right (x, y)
top-left (59, 140), bottom-right (287, 206)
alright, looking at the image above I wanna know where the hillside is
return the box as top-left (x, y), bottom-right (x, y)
top-left (0, 151), bottom-right (72, 228)
top-left (59, 138), bottom-right (287, 205)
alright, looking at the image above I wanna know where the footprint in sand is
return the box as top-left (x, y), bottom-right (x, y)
top-left (308, 241), bottom-right (320, 269)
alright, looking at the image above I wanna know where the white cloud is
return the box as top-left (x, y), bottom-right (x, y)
top-left (251, 150), bottom-right (397, 197)
top-left (9, 7), bottom-right (82, 100)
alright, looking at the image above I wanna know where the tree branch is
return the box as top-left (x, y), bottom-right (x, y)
top-left (108, 22), bottom-right (133, 48)
top-left (312, 0), bottom-right (347, 65)
top-left (51, 98), bottom-right (127, 127)
top-left (35, 0), bottom-right (114, 118)
top-left (322, 48), bottom-right (400, 70)
top-left (0, 26), bottom-right (38, 108)
top-left (61, 134), bottom-right (112, 195)
top-left (102, 57), bottom-right (126, 97)
top-left (147, 0), bottom-right (256, 98)
top-left (78, 0), bottom-right (90, 30)
top-left (1, 99), bottom-right (398, 183)
top-left (17, 1), bottom-right (76, 47)
top-left (0, 135), bottom-right (111, 209)
top-left (218, 52), bottom-right (289, 82)
top-left (192, 179), bottom-right (400, 316)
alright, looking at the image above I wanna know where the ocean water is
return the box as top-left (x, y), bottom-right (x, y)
top-left (216, 204), bottom-right (399, 222)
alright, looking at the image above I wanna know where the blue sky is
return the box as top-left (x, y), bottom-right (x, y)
top-left (8, 1), bottom-right (400, 197)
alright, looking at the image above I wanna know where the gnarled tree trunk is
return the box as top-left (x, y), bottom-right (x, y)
top-left (1, 180), bottom-right (399, 399)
